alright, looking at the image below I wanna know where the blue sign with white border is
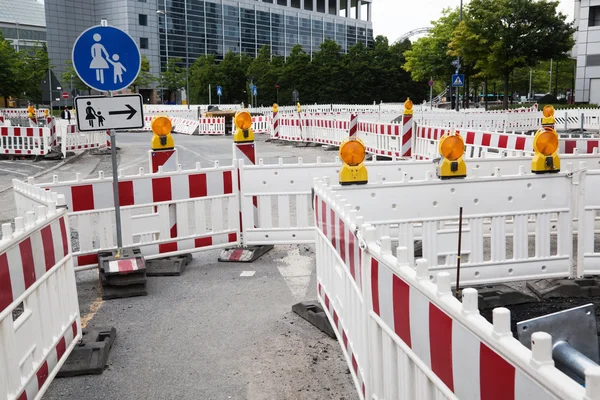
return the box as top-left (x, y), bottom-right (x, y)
top-left (217, 86), bottom-right (223, 96)
top-left (72, 25), bottom-right (141, 92)
top-left (452, 74), bottom-right (465, 87)
top-left (252, 86), bottom-right (258, 96)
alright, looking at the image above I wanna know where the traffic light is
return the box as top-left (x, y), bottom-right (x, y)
top-left (531, 127), bottom-right (560, 174)
top-left (436, 132), bottom-right (466, 179)
top-left (233, 110), bottom-right (254, 143)
top-left (339, 138), bottom-right (368, 185)
top-left (151, 115), bottom-right (174, 150)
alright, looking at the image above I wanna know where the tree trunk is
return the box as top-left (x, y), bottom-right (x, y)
top-left (503, 72), bottom-right (510, 109)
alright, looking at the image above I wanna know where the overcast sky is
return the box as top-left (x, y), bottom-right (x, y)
top-left (372, 0), bottom-right (575, 42)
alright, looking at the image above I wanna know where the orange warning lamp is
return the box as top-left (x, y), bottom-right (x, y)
top-left (532, 127), bottom-right (560, 173)
top-left (542, 105), bottom-right (555, 126)
top-left (437, 132), bottom-right (466, 179)
top-left (404, 98), bottom-right (413, 116)
top-left (151, 115), bottom-right (174, 150)
top-left (233, 110), bottom-right (254, 143)
top-left (273, 103), bottom-right (279, 113)
top-left (297, 102), bottom-right (302, 113)
top-left (339, 138), bottom-right (368, 185)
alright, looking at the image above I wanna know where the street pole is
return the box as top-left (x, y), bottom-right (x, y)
top-left (455, 0), bottom-right (462, 112)
top-left (209, 83), bottom-right (212, 105)
top-left (184, 0), bottom-right (190, 108)
top-left (529, 68), bottom-right (533, 101)
top-left (108, 91), bottom-right (123, 250)
top-left (15, 22), bottom-right (19, 52)
top-left (70, 74), bottom-right (73, 108)
top-left (429, 77), bottom-right (433, 111)
top-left (48, 69), bottom-right (52, 115)
top-left (549, 59), bottom-right (553, 95)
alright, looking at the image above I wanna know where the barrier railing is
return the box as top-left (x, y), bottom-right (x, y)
top-left (60, 124), bottom-right (105, 157)
top-left (0, 117), bottom-right (56, 156)
top-left (18, 162), bottom-right (240, 270)
top-left (0, 108), bottom-right (49, 120)
top-left (314, 177), bottom-right (600, 400)
top-left (0, 203), bottom-right (81, 400)
top-left (198, 117), bottom-right (225, 135)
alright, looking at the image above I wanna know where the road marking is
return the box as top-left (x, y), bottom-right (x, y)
top-left (176, 145), bottom-right (214, 164)
top-left (0, 168), bottom-right (29, 176)
top-left (80, 296), bottom-right (103, 329)
top-left (276, 246), bottom-right (313, 300)
top-left (118, 154), bottom-right (149, 172)
top-left (240, 271), bottom-right (256, 277)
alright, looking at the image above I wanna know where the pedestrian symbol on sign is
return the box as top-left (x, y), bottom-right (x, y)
top-left (452, 74), bottom-right (465, 87)
top-left (217, 86), bottom-right (223, 97)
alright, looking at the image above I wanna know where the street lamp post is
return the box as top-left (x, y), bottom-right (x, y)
top-left (455, 0), bottom-right (463, 112)
top-left (157, 4), bottom-right (190, 108)
top-left (70, 74), bottom-right (73, 108)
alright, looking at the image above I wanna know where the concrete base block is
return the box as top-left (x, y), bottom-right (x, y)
top-left (293, 142), bottom-right (310, 148)
top-left (527, 278), bottom-right (600, 298)
top-left (218, 245), bottom-right (274, 263)
top-left (98, 248), bottom-right (147, 300)
top-left (101, 283), bottom-right (147, 300)
top-left (146, 254), bottom-right (193, 276)
top-left (322, 145), bottom-right (339, 152)
top-left (292, 301), bottom-right (335, 339)
top-left (57, 327), bottom-right (117, 377)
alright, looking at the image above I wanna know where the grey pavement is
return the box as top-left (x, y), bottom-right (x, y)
top-left (0, 132), bottom-right (356, 400)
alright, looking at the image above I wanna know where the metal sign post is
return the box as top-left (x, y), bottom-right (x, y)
top-left (72, 24), bottom-right (142, 251)
top-left (428, 79), bottom-right (434, 111)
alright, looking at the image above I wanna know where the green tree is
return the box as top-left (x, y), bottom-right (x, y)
top-left (0, 32), bottom-right (22, 104)
top-left (189, 55), bottom-right (218, 104)
top-left (215, 51), bottom-right (251, 104)
top-left (247, 45), bottom-right (279, 106)
top-left (450, 0), bottom-right (575, 109)
top-left (62, 60), bottom-right (91, 95)
top-left (311, 40), bottom-right (344, 104)
top-left (281, 45), bottom-right (313, 104)
top-left (159, 57), bottom-right (186, 102)
top-left (341, 42), bottom-right (371, 103)
top-left (131, 55), bottom-right (155, 93)
top-left (404, 8), bottom-right (461, 82)
top-left (21, 43), bottom-right (51, 105)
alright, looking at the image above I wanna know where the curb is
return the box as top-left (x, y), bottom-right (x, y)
top-left (0, 150), bottom-right (90, 195)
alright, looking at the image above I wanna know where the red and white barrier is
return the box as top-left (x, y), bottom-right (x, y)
top-left (271, 111), bottom-right (280, 139)
top-left (19, 164), bottom-right (239, 270)
top-left (313, 176), bottom-right (600, 400)
top-left (0, 203), bottom-right (81, 400)
top-left (251, 116), bottom-right (270, 134)
top-left (198, 117), bottom-right (225, 135)
top-left (0, 118), bottom-right (57, 156)
top-left (60, 124), bottom-right (105, 157)
top-left (0, 108), bottom-right (49, 120)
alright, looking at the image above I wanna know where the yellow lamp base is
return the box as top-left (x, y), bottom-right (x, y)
top-left (437, 158), bottom-right (467, 180)
top-left (531, 153), bottom-right (560, 174)
top-left (339, 164), bottom-right (368, 186)
top-left (233, 128), bottom-right (255, 143)
top-left (151, 134), bottom-right (175, 151)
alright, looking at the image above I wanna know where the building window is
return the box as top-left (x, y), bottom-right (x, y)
top-left (591, 6), bottom-right (600, 27)
top-left (140, 37), bottom-right (149, 49)
top-left (138, 0), bottom-right (146, 2)
top-left (139, 14), bottom-right (148, 26)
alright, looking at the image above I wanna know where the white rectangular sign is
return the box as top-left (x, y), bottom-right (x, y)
top-left (75, 94), bottom-right (144, 132)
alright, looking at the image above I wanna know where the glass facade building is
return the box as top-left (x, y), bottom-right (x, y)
top-left (45, 0), bottom-right (373, 94)
top-left (157, 0), bottom-right (373, 73)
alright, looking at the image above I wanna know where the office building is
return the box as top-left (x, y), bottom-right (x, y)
top-left (0, 0), bottom-right (46, 52)
top-left (45, 0), bottom-right (374, 100)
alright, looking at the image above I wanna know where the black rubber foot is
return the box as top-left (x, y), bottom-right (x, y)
top-left (322, 145), bottom-right (339, 152)
top-left (146, 254), bottom-right (192, 276)
top-left (292, 301), bottom-right (335, 339)
top-left (98, 249), bottom-right (147, 300)
top-left (218, 245), bottom-right (274, 263)
top-left (466, 284), bottom-right (537, 309)
top-left (527, 278), bottom-right (600, 298)
top-left (57, 327), bottom-right (117, 377)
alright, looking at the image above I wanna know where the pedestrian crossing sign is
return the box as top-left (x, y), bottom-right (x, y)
top-left (452, 74), bottom-right (465, 87)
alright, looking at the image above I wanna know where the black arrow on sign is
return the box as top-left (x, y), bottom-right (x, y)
top-left (109, 104), bottom-right (137, 120)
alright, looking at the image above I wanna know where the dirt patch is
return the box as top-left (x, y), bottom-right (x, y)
top-left (243, 312), bottom-right (357, 400)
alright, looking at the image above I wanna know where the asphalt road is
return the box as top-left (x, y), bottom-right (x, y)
top-left (0, 132), bottom-right (357, 400)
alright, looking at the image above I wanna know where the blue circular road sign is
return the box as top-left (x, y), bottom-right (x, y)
top-left (72, 25), bottom-right (141, 92)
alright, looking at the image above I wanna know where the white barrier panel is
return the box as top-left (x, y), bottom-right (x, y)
top-left (171, 118), bottom-right (200, 135)
top-left (236, 154), bottom-right (600, 247)
top-left (0, 108), bottom-right (49, 120)
top-left (314, 178), bottom-right (595, 400)
top-left (578, 169), bottom-right (600, 275)
top-left (20, 162), bottom-right (240, 269)
top-left (198, 118), bottom-right (225, 135)
top-left (0, 205), bottom-right (81, 400)
top-left (0, 118), bottom-right (56, 156)
top-left (251, 116), bottom-right (270, 134)
top-left (60, 124), bottom-right (105, 157)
